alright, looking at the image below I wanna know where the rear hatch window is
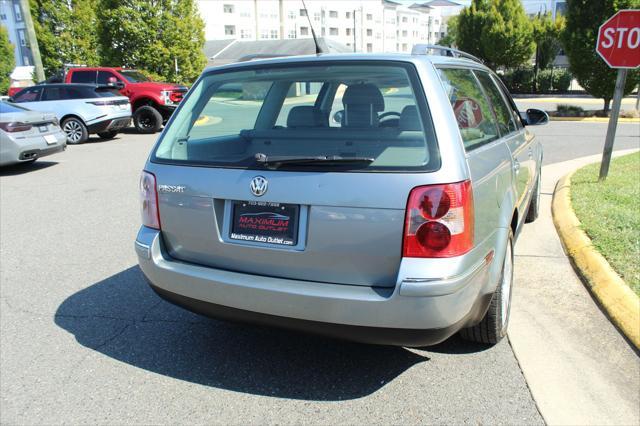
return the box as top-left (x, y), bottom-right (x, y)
top-left (153, 61), bottom-right (439, 172)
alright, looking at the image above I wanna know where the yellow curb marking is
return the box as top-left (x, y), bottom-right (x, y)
top-left (194, 115), bottom-right (222, 126)
top-left (552, 171), bottom-right (640, 350)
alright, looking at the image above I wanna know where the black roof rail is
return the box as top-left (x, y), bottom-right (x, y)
top-left (411, 44), bottom-right (484, 64)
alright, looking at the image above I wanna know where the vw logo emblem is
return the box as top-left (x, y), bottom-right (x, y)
top-left (250, 176), bottom-right (268, 197)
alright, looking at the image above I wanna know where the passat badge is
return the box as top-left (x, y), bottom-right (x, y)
top-left (250, 176), bottom-right (268, 197)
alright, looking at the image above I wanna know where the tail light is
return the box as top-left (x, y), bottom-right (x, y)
top-left (86, 100), bottom-right (124, 106)
top-left (0, 122), bottom-right (32, 133)
top-left (169, 91), bottom-right (183, 103)
top-left (140, 170), bottom-right (161, 230)
top-left (403, 180), bottom-right (474, 258)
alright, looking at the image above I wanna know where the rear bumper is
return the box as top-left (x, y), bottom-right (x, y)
top-left (135, 227), bottom-right (495, 346)
top-left (0, 131), bottom-right (67, 165)
top-left (87, 117), bottom-right (131, 133)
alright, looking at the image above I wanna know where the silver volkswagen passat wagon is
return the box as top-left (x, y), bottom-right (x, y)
top-left (135, 46), bottom-right (547, 346)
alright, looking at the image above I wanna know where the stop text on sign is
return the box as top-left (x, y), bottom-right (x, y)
top-left (600, 27), bottom-right (640, 49)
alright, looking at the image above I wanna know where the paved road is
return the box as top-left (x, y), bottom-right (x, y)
top-left (0, 122), bottom-right (637, 423)
top-left (514, 95), bottom-right (638, 112)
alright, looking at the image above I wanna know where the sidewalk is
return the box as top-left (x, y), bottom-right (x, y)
top-left (509, 149), bottom-right (640, 426)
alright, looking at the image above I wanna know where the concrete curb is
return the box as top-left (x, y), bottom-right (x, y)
top-left (552, 171), bottom-right (640, 350)
top-left (550, 116), bottom-right (640, 123)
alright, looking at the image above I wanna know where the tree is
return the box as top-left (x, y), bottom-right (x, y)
top-left (30, 0), bottom-right (101, 78)
top-left (439, 15), bottom-right (458, 47)
top-left (457, 0), bottom-right (534, 69)
top-left (0, 25), bottom-right (14, 95)
top-left (532, 12), bottom-right (565, 71)
top-left (99, 0), bottom-right (206, 84)
top-left (561, 0), bottom-right (640, 112)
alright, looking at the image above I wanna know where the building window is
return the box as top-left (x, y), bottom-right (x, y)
top-left (300, 26), bottom-right (309, 36)
top-left (260, 30), bottom-right (269, 39)
top-left (376, 32), bottom-right (381, 39)
top-left (270, 30), bottom-right (278, 39)
top-left (299, 9), bottom-right (307, 17)
top-left (17, 29), bottom-right (27, 46)
top-left (366, 13), bottom-right (372, 20)
top-left (366, 29), bottom-right (372, 37)
top-left (288, 30), bottom-right (296, 39)
top-left (346, 28), bottom-right (351, 36)
top-left (321, 27), bottom-right (325, 36)
top-left (402, 30), bottom-right (407, 37)
top-left (329, 10), bottom-right (337, 18)
top-left (0, 12), bottom-right (6, 20)
top-left (402, 43), bottom-right (407, 51)
top-left (329, 27), bottom-right (338, 36)
top-left (240, 30), bottom-right (252, 39)
top-left (224, 25), bottom-right (236, 36)
top-left (288, 11), bottom-right (296, 19)
top-left (367, 43), bottom-right (373, 52)
top-left (13, 2), bottom-right (23, 21)
top-left (402, 17), bottom-right (407, 23)
top-left (223, 4), bottom-right (234, 13)
top-left (314, 12), bottom-right (320, 21)
top-left (240, 12), bottom-right (251, 17)
top-left (346, 11), bottom-right (351, 19)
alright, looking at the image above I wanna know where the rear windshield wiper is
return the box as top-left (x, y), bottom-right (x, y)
top-left (254, 153), bottom-right (374, 169)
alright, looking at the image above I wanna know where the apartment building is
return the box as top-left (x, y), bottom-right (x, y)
top-left (0, 0), bottom-right (33, 66)
top-left (198, 0), bottom-right (446, 53)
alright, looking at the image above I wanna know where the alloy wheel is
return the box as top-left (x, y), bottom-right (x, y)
top-left (63, 120), bottom-right (83, 143)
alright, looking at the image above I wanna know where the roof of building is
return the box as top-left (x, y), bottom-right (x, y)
top-left (422, 0), bottom-right (462, 6)
top-left (205, 38), bottom-right (352, 65)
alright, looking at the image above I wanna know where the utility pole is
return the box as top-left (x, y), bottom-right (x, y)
top-left (353, 10), bottom-right (356, 52)
top-left (20, 0), bottom-right (44, 81)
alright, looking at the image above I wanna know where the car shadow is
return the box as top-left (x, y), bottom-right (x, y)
top-left (55, 266), bottom-right (486, 400)
top-left (0, 160), bottom-right (58, 176)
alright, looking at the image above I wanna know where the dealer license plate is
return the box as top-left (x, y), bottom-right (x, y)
top-left (230, 201), bottom-right (299, 246)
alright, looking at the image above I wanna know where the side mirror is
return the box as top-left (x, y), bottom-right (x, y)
top-left (520, 108), bottom-right (549, 126)
top-left (115, 81), bottom-right (125, 90)
top-left (333, 110), bottom-right (344, 125)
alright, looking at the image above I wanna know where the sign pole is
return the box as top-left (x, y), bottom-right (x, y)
top-left (599, 68), bottom-right (628, 181)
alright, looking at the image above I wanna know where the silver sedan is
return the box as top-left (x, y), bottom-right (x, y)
top-left (0, 101), bottom-right (66, 166)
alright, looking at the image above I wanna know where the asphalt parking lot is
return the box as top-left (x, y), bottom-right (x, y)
top-left (1, 122), bottom-right (638, 424)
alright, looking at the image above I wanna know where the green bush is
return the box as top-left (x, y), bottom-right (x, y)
top-left (556, 104), bottom-right (584, 116)
top-left (552, 69), bottom-right (572, 92)
top-left (502, 67), bottom-right (535, 93)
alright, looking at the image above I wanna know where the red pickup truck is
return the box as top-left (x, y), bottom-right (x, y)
top-left (64, 67), bottom-right (188, 133)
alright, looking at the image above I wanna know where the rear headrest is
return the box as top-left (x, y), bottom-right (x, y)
top-left (342, 84), bottom-right (384, 112)
top-left (286, 106), bottom-right (327, 128)
top-left (399, 105), bottom-right (421, 131)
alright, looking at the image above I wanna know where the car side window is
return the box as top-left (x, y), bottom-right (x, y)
top-left (70, 70), bottom-right (96, 84)
top-left (42, 87), bottom-right (62, 101)
top-left (492, 75), bottom-right (524, 129)
top-left (97, 71), bottom-right (119, 85)
top-left (12, 86), bottom-right (42, 102)
top-left (474, 71), bottom-right (517, 136)
top-left (437, 68), bottom-right (500, 151)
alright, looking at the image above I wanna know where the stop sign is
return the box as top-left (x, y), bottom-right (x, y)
top-left (596, 9), bottom-right (640, 69)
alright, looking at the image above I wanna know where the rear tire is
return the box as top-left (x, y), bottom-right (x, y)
top-left (525, 169), bottom-right (541, 223)
top-left (133, 105), bottom-right (162, 134)
top-left (460, 232), bottom-right (514, 345)
top-left (97, 130), bottom-right (118, 140)
top-left (62, 117), bottom-right (89, 144)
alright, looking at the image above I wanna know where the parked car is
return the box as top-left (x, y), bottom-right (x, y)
top-left (0, 100), bottom-right (66, 166)
top-left (64, 67), bottom-right (188, 134)
top-left (135, 47), bottom-right (548, 347)
top-left (10, 84), bottom-right (131, 144)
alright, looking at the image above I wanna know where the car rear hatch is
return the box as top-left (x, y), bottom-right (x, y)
top-left (0, 109), bottom-right (60, 137)
top-left (148, 60), bottom-right (440, 287)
